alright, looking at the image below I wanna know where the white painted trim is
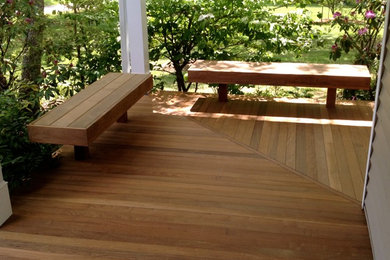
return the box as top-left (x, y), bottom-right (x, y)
top-left (119, 0), bottom-right (150, 74)
top-left (362, 0), bottom-right (390, 208)
top-left (0, 165), bottom-right (12, 227)
top-left (119, 0), bottom-right (131, 73)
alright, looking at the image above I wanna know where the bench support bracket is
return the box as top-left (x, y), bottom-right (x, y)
top-left (218, 84), bottom-right (228, 102)
top-left (117, 112), bottom-right (128, 123)
top-left (326, 88), bottom-right (337, 108)
top-left (74, 146), bottom-right (89, 160)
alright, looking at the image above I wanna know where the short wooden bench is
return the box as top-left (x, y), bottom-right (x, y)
top-left (188, 60), bottom-right (371, 108)
top-left (28, 73), bottom-right (153, 160)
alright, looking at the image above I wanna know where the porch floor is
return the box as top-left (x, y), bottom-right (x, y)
top-left (153, 92), bottom-right (374, 202)
top-left (0, 95), bottom-right (372, 259)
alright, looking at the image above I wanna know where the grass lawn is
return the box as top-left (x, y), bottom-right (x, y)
top-left (45, 0), bottom-right (60, 6)
top-left (273, 5), bottom-right (353, 21)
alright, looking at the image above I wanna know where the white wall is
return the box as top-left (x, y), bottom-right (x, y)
top-left (363, 1), bottom-right (390, 258)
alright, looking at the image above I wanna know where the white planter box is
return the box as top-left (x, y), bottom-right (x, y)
top-left (0, 181), bottom-right (12, 226)
top-left (0, 166), bottom-right (12, 226)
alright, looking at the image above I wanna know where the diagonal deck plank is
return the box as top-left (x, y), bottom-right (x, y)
top-left (153, 91), bottom-right (373, 202)
top-left (0, 95), bottom-right (372, 259)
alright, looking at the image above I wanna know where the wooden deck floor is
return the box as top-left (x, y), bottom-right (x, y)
top-left (0, 96), bottom-right (372, 259)
top-left (153, 92), bottom-right (373, 202)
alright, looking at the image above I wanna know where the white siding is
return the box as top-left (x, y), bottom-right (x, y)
top-left (364, 3), bottom-right (390, 258)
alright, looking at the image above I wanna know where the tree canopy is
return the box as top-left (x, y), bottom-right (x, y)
top-left (147, 0), bottom-right (319, 92)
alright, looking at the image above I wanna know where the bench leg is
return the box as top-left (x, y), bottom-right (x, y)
top-left (218, 84), bottom-right (228, 102)
top-left (74, 146), bottom-right (89, 160)
top-left (326, 88), bottom-right (337, 108)
top-left (117, 112), bottom-right (128, 123)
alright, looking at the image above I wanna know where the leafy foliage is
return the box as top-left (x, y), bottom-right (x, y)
top-left (42, 0), bottom-right (121, 95)
top-left (0, 0), bottom-right (41, 89)
top-left (330, 0), bottom-right (386, 99)
top-left (147, 0), bottom-right (319, 92)
top-left (0, 88), bottom-right (58, 191)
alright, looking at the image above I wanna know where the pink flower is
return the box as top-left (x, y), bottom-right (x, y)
top-left (333, 12), bottom-right (342, 18)
top-left (331, 44), bottom-right (338, 52)
top-left (356, 0), bottom-right (361, 3)
top-left (28, 0), bottom-right (34, 5)
top-left (53, 60), bottom-right (59, 65)
top-left (6, 0), bottom-right (13, 4)
top-left (25, 18), bottom-right (33, 24)
top-left (351, 11), bottom-right (356, 16)
top-left (365, 10), bottom-right (376, 19)
top-left (358, 27), bottom-right (368, 35)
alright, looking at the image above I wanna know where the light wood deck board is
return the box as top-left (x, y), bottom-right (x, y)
top-left (188, 60), bottom-right (371, 90)
top-left (153, 92), bottom-right (373, 202)
top-left (0, 95), bottom-right (372, 259)
top-left (51, 74), bottom-right (135, 127)
top-left (31, 73), bottom-right (121, 126)
top-left (28, 73), bottom-right (153, 146)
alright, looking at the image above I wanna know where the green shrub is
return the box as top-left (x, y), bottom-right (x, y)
top-left (42, 0), bottom-right (121, 94)
top-left (0, 88), bottom-right (58, 191)
top-left (148, 0), bottom-right (319, 92)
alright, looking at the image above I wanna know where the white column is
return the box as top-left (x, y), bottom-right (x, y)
top-left (0, 165), bottom-right (12, 227)
top-left (119, 0), bottom-right (150, 74)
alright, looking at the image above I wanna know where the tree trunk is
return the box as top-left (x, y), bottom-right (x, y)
top-left (0, 74), bottom-right (7, 91)
top-left (22, 0), bottom-right (44, 84)
top-left (173, 63), bottom-right (188, 92)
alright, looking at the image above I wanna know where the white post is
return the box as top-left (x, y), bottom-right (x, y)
top-left (0, 164), bottom-right (12, 226)
top-left (119, 0), bottom-right (150, 74)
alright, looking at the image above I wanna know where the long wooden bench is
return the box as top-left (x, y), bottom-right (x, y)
top-left (188, 60), bottom-right (371, 108)
top-left (28, 73), bottom-right (153, 160)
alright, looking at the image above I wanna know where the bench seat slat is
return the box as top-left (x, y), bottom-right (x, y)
top-left (51, 74), bottom-right (134, 127)
top-left (34, 73), bottom-right (121, 126)
top-left (188, 60), bottom-right (371, 90)
top-left (28, 73), bottom-right (153, 147)
top-left (70, 74), bottom-right (149, 129)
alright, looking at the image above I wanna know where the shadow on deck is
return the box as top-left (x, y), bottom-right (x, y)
top-left (0, 95), bottom-right (372, 259)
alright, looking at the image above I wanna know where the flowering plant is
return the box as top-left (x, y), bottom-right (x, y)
top-left (330, 0), bottom-right (386, 70)
top-left (330, 0), bottom-right (386, 99)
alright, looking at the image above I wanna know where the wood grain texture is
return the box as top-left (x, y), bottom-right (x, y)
top-left (153, 92), bottom-right (373, 202)
top-left (326, 88), bottom-right (337, 108)
top-left (28, 73), bottom-right (153, 146)
top-left (1, 96), bottom-right (372, 259)
top-left (188, 60), bottom-right (371, 90)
